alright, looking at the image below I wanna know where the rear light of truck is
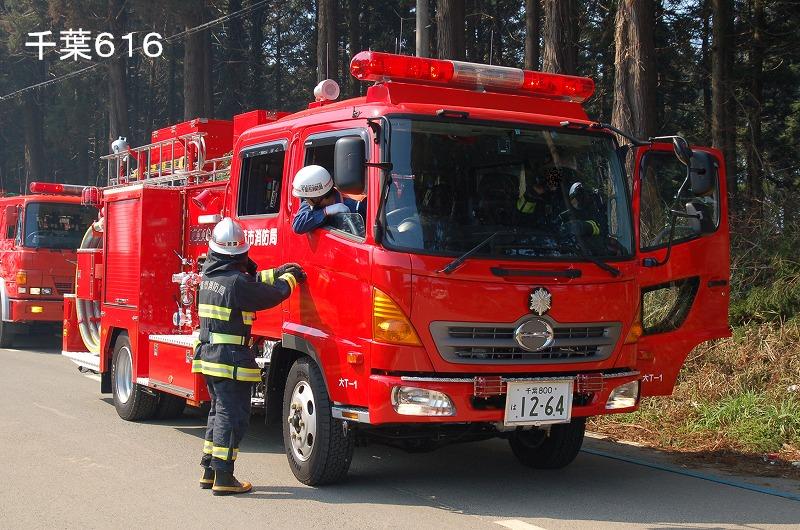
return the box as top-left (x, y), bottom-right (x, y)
top-left (372, 288), bottom-right (421, 346)
top-left (16, 271), bottom-right (27, 285)
top-left (350, 51), bottom-right (595, 103)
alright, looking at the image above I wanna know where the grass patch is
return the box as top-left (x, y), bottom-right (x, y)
top-left (591, 320), bottom-right (800, 459)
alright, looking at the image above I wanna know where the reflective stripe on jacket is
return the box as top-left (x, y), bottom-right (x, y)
top-left (191, 252), bottom-right (293, 382)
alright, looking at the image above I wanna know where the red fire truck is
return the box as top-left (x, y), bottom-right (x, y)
top-left (63, 51), bottom-right (730, 485)
top-left (0, 184), bottom-right (97, 347)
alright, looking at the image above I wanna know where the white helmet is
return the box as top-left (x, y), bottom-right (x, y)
top-left (209, 217), bottom-right (250, 255)
top-left (292, 165), bottom-right (334, 198)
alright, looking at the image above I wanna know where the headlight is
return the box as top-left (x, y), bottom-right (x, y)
top-left (606, 380), bottom-right (639, 409)
top-left (29, 287), bottom-right (41, 295)
top-left (391, 386), bottom-right (455, 416)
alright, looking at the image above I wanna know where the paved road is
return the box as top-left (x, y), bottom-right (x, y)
top-left (3, 334), bottom-right (799, 529)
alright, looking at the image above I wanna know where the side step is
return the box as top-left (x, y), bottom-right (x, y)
top-left (62, 350), bottom-right (100, 372)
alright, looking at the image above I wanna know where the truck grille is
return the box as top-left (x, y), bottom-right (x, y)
top-left (430, 318), bottom-right (621, 364)
top-left (55, 282), bottom-right (74, 295)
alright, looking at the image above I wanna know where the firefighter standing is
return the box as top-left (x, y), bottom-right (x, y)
top-left (291, 165), bottom-right (366, 234)
top-left (192, 217), bottom-right (306, 495)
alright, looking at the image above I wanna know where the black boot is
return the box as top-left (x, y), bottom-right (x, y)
top-left (212, 470), bottom-right (252, 496)
top-left (199, 466), bottom-right (214, 489)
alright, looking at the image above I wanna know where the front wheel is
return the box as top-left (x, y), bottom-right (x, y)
top-left (509, 418), bottom-right (586, 469)
top-left (282, 357), bottom-right (354, 486)
top-left (111, 334), bottom-right (158, 421)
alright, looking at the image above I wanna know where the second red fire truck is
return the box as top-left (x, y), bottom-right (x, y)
top-left (63, 51), bottom-right (730, 485)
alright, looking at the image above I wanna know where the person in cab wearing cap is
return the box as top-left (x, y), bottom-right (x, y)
top-left (291, 164), bottom-right (366, 234)
top-left (192, 217), bottom-right (306, 495)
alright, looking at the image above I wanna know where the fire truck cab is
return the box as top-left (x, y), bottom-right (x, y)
top-left (0, 186), bottom-right (96, 347)
top-left (64, 51), bottom-right (730, 485)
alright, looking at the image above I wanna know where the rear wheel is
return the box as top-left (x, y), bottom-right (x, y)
top-left (0, 320), bottom-right (14, 348)
top-left (282, 357), bottom-right (354, 485)
top-left (509, 418), bottom-right (586, 469)
top-left (111, 334), bottom-right (158, 421)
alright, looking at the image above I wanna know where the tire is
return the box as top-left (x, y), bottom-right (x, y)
top-left (509, 418), bottom-right (586, 469)
top-left (111, 334), bottom-right (158, 421)
top-left (282, 357), bottom-right (354, 486)
top-left (154, 393), bottom-right (186, 420)
top-left (0, 320), bottom-right (14, 348)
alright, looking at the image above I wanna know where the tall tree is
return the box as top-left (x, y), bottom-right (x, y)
top-left (348, 0), bottom-right (362, 95)
top-left (542, 0), bottom-right (576, 73)
top-left (612, 0), bottom-right (657, 141)
top-left (107, 0), bottom-right (128, 144)
top-left (183, 5), bottom-right (211, 119)
top-left (416, 0), bottom-right (430, 58)
top-left (524, 0), bottom-right (541, 70)
top-left (711, 0), bottom-right (736, 194)
top-left (436, 0), bottom-right (465, 61)
top-left (745, 0), bottom-right (764, 204)
top-left (220, 0), bottom-right (246, 118)
top-left (316, 0), bottom-right (337, 82)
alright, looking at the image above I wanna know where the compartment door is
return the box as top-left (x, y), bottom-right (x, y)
top-left (633, 144), bottom-right (731, 396)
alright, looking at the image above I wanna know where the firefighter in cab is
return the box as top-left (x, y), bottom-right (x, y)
top-left (291, 164), bottom-right (366, 234)
top-left (192, 217), bottom-right (306, 495)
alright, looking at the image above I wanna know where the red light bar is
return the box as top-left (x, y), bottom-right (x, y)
top-left (29, 182), bottom-right (86, 196)
top-left (350, 51), bottom-right (595, 103)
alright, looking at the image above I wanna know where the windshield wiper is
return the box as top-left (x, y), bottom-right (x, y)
top-left (566, 239), bottom-right (621, 277)
top-left (438, 231), bottom-right (505, 274)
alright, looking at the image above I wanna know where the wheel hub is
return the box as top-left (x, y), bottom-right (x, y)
top-left (115, 346), bottom-right (133, 404)
top-left (287, 380), bottom-right (316, 462)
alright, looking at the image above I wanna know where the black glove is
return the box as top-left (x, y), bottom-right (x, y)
top-left (245, 258), bottom-right (258, 276)
top-left (276, 262), bottom-right (307, 284)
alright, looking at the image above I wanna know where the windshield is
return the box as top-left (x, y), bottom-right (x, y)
top-left (383, 119), bottom-right (633, 260)
top-left (23, 202), bottom-right (97, 250)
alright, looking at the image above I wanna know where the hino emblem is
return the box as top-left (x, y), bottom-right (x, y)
top-left (514, 318), bottom-right (555, 352)
top-left (529, 287), bottom-right (552, 315)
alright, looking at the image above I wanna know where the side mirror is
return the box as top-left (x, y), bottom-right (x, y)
top-left (334, 137), bottom-right (366, 194)
top-left (688, 151), bottom-right (716, 196)
top-left (672, 136), bottom-right (693, 166)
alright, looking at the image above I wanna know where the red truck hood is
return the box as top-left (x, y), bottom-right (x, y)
top-left (407, 254), bottom-right (637, 374)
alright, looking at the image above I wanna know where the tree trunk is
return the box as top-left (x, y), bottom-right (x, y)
top-left (221, 0), bottom-right (246, 118)
top-left (542, 0), bottom-right (576, 74)
top-left (436, 0), bottom-right (465, 61)
top-left (524, 0), bottom-right (541, 70)
top-left (107, 0), bottom-right (128, 144)
top-left (746, 0), bottom-right (764, 204)
top-left (416, 0), bottom-right (430, 58)
top-left (711, 0), bottom-right (736, 195)
top-left (348, 0), bottom-right (362, 96)
top-left (184, 8), bottom-right (206, 119)
top-left (249, 0), bottom-right (266, 107)
top-left (202, 24), bottom-right (213, 118)
top-left (167, 42), bottom-right (177, 124)
top-left (701, 0), bottom-right (712, 143)
top-left (316, 0), bottom-right (338, 82)
top-left (611, 0), bottom-right (657, 141)
top-left (23, 92), bottom-right (47, 182)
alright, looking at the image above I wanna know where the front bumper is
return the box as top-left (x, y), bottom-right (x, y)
top-left (9, 299), bottom-right (63, 323)
top-left (334, 371), bottom-right (640, 425)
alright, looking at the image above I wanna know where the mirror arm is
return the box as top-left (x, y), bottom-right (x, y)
top-left (588, 122), bottom-right (650, 146)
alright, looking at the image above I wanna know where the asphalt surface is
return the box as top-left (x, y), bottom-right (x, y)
top-left (2, 333), bottom-right (799, 529)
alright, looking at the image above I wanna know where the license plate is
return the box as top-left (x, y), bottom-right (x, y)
top-left (504, 380), bottom-right (573, 426)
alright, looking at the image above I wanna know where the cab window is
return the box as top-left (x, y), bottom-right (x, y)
top-left (639, 152), bottom-right (720, 250)
top-left (238, 143), bottom-right (286, 217)
top-left (301, 133), bottom-right (367, 239)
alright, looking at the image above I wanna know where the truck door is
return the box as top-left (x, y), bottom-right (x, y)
top-left (283, 125), bottom-right (373, 404)
top-left (633, 144), bottom-right (731, 396)
top-left (234, 138), bottom-right (290, 338)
